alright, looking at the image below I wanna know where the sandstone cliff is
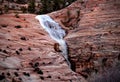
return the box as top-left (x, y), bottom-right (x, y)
top-left (0, 0), bottom-right (120, 82)
top-left (50, 0), bottom-right (120, 79)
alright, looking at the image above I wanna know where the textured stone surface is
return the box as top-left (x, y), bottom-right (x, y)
top-left (0, 0), bottom-right (120, 82)
top-left (0, 14), bottom-right (85, 82)
top-left (49, 0), bottom-right (120, 80)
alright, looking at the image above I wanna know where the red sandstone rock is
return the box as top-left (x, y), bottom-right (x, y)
top-left (0, 0), bottom-right (120, 82)
top-left (0, 14), bottom-right (86, 82)
top-left (50, 0), bottom-right (120, 81)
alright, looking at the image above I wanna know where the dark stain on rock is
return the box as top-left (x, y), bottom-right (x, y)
top-left (69, 59), bottom-right (76, 72)
top-left (54, 43), bottom-right (61, 52)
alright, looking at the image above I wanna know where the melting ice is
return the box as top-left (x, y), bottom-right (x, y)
top-left (35, 15), bottom-right (71, 67)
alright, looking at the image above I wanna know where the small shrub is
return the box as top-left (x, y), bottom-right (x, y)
top-left (23, 72), bottom-right (30, 77)
top-left (94, 70), bottom-right (120, 82)
top-left (16, 51), bottom-right (20, 55)
top-left (28, 47), bottom-right (31, 51)
top-left (40, 76), bottom-right (44, 80)
top-left (28, 0), bottom-right (35, 13)
top-left (0, 74), bottom-right (5, 80)
top-left (14, 72), bottom-right (19, 77)
top-left (47, 75), bottom-right (51, 78)
top-left (19, 48), bottom-right (23, 51)
top-left (33, 68), bottom-right (40, 72)
top-left (6, 46), bottom-right (9, 48)
top-left (76, 10), bottom-right (80, 18)
top-left (23, 18), bottom-right (26, 21)
top-left (6, 72), bottom-right (10, 76)
top-left (0, 8), bottom-right (3, 15)
top-left (16, 0), bottom-right (27, 4)
top-left (118, 53), bottom-right (120, 60)
top-left (15, 13), bottom-right (19, 18)
top-left (29, 62), bottom-right (33, 66)
top-left (1, 24), bottom-right (8, 27)
top-left (21, 7), bottom-right (27, 13)
top-left (79, 0), bottom-right (84, 4)
top-left (4, 5), bottom-right (9, 13)
top-left (58, 76), bottom-right (60, 79)
top-left (3, 50), bottom-right (8, 54)
top-left (67, 10), bottom-right (70, 17)
top-left (34, 62), bottom-right (39, 67)
top-left (66, 10), bottom-right (71, 23)
top-left (69, 26), bottom-right (74, 30)
top-left (37, 69), bottom-right (43, 75)
top-left (18, 78), bottom-right (22, 81)
top-left (61, 10), bottom-right (71, 25)
top-left (0, 49), bottom-right (2, 52)
top-left (20, 37), bottom-right (26, 40)
top-left (15, 25), bottom-right (22, 28)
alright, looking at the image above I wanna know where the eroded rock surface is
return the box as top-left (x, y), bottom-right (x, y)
top-left (0, 14), bottom-right (85, 82)
top-left (50, 0), bottom-right (120, 81)
top-left (0, 0), bottom-right (120, 82)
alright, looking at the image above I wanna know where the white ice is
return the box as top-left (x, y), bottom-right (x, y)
top-left (35, 15), bottom-right (71, 67)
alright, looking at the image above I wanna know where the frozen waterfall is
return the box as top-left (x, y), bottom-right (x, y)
top-left (35, 15), bottom-right (71, 67)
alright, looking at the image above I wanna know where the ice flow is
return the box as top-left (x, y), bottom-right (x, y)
top-left (35, 15), bottom-right (71, 67)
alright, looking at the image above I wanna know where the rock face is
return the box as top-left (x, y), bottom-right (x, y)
top-left (0, 14), bottom-right (85, 82)
top-left (50, 0), bottom-right (120, 81)
top-left (0, 0), bottom-right (120, 82)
